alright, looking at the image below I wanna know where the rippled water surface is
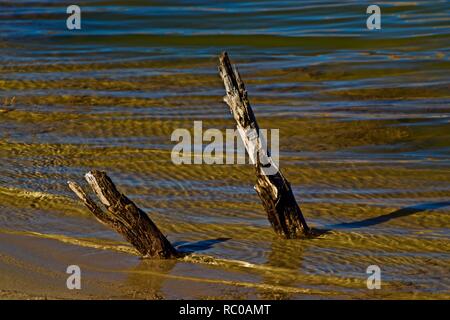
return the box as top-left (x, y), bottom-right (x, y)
top-left (0, 0), bottom-right (449, 299)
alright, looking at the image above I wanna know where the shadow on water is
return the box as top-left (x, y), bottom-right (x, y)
top-left (173, 237), bottom-right (231, 253)
top-left (330, 201), bottom-right (450, 229)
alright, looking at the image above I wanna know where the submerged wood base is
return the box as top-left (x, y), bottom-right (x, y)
top-left (68, 170), bottom-right (178, 259)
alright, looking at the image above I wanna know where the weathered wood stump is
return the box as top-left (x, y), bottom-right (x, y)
top-left (68, 170), bottom-right (178, 259)
top-left (218, 52), bottom-right (310, 238)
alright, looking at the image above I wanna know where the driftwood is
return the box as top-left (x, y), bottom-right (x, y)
top-left (68, 170), bottom-right (178, 259)
top-left (67, 53), bottom-right (310, 260)
top-left (218, 52), bottom-right (310, 238)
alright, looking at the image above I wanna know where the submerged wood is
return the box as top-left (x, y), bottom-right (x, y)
top-left (68, 170), bottom-right (177, 259)
top-left (218, 52), bottom-right (310, 238)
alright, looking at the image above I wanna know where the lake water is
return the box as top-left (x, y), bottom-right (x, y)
top-left (0, 0), bottom-right (449, 299)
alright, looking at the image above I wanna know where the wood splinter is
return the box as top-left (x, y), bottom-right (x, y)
top-left (218, 52), bottom-right (310, 238)
top-left (68, 170), bottom-right (178, 259)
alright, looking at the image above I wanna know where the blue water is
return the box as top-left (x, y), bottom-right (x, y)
top-left (0, 0), bottom-right (449, 299)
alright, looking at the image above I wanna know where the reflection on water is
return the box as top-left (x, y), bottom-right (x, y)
top-left (0, 0), bottom-right (449, 298)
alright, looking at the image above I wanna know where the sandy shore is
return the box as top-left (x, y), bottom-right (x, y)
top-left (0, 232), bottom-right (291, 300)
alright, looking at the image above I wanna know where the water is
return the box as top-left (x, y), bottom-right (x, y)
top-left (0, 0), bottom-right (449, 299)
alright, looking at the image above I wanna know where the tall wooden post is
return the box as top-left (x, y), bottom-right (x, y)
top-left (218, 52), bottom-right (310, 238)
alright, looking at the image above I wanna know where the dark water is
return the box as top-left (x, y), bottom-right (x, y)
top-left (0, 0), bottom-right (449, 299)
